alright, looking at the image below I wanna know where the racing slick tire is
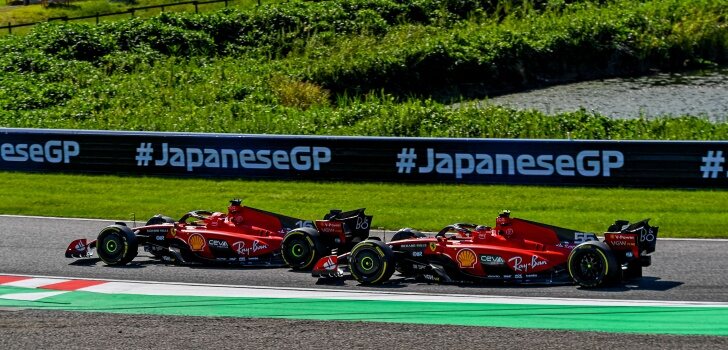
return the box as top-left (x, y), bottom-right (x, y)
top-left (390, 228), bottom-right (425, 277)
top-left (281, 228), bottom-right (326, 270)
top-left (567, 241), bottom-right (618, 288)
top-left (349, 240), bottom-right (395, 285)
top-left (96, 225), bottom-right (138, 266)
top-left (145, 214), bottom-right (175, 226)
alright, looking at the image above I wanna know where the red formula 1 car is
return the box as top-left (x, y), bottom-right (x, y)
top-left (313, 211), bottom-right (657, 288)
top-left (66, 199), bottom-right (372, 269)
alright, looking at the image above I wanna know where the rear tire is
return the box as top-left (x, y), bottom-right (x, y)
top-left (281, 228), bottom-right (326, 270)
top-left (96, 225), bottom-right (138, 266)
top-left (568, 241), bottom-right (618, 288)
top-left (349, 240), bottom-right (395, 285)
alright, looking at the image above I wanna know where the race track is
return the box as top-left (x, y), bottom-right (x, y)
top-left (1, 215), bottom-right (727, 348)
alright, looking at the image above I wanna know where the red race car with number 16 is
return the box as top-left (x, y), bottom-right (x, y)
top-left (313, 211), bottom-right (657, 288)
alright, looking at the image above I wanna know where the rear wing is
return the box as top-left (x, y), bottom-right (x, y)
top-left (605, 219), bottom-right (658, 254)
top-left (321, 208), bottom-right (372, 239)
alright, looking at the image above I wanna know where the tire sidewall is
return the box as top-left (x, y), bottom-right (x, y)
top-left (568, 242), bottom-right (617, 288)
top-left (349, 240), bottom-right (394, 284)
top-left (282, 228), bottom-right (323, 270)
top-left (97, 225), bottom-right (137, 266)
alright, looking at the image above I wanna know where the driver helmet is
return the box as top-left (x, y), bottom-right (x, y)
top-left (227, 199), bottom-right (244, 224)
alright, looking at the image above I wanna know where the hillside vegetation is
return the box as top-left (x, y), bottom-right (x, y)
top-left (1, 0), bottom-right (727, 139)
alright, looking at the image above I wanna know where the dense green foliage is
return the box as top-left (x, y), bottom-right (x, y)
top-left (2, 171), bottom-right (727, 237)
top-left (1, 0), bottom-right (727, 139)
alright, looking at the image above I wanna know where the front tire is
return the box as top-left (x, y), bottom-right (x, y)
top-left (568, 241), bottom-right (618, 288)
top-left (281, 228), bottom-right (326, 270)
top-left (349, 240), bottom-right (395, 285)
top-left (96, 225), bottom-right (138, 266)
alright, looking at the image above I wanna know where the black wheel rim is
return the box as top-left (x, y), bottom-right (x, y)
top-left (101, 233), bottom-right (123, 261)
top-left (577, 251), bottom-right (604, 283)
top-left (286, 237), bottom-right (311, 265)
top-left (355, 249), bottom-right (381, 277)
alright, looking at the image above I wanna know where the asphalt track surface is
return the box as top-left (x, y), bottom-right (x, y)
top-left (1, 215), bottom-right (727, 349)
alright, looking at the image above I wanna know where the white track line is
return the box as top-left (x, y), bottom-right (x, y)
top-left (3, 273), bottom-right (728, 308)
top-left (3, 278), bottom-right (70, 288)
top-left (0, 291), bottom-right (67, 301)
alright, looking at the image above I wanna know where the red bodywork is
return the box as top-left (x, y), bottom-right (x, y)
top-left (313, 212), bottom-right (656, 285)
top-left (67, 200), bottom-right (373, 267)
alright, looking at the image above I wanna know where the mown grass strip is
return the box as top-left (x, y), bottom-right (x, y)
top-left (0, 172), bottom-right (726, 237)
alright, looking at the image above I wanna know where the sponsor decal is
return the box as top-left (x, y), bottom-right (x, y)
top-left (508, 255), bottom-right (549, 272)
top-left (556, 241), bottom-right (576, 248)
top-left (640, 228), bottom-right (656, 242)
top-left (401, 243), bottom-right (427, 249)
top-left (480, 254), bottom-right (506, 266)
top-left (411, 251), bottom-right (423, 257)
top-left (456, 249), bottom-right (477, 268)
top-left (155, 236), bottom-right (165, 241)
top-left (146, 228), bottom-right (169, 234)
top-left (323, 257), bottom-right (336, 271)
top-left (356, 216), bottom-right (370, 230)
top-left (486, 275), bottom-right (501, 278)
top-left (232, 240), bottom-right (269, 256)
top-left (188, 233), bottom-right (205, 251)
top-left (208, 239), bottom-right (229, 249)
top-left (170, 228), bottom-right (177, 237)
top-left (526, 274), bottom-right (538, 278)
top-left (607, 233), bottom-right (637, 247)
top-left (316, 220), bottom-right (343, 233)
top-left (74, 241), bottom-right (85, 252)
top-left (429, 242), bottom-right (437, 252)
top-left (423, 274), bottom-right (440, 282)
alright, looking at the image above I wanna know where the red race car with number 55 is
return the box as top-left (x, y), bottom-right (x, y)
top-left (66, 199), bottom-right (372, 270)
top-left (313, 211), bottom-right (657, 288)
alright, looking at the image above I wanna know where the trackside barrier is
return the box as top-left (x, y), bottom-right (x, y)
top-left (1, 128), bottom-right (727, 188)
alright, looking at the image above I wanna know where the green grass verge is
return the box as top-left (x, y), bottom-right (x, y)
top-left (1, 171), bottom-right (726, 238)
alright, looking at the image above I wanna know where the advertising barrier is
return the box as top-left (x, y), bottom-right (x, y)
top-left (1, 128), bottom-right (727, 188)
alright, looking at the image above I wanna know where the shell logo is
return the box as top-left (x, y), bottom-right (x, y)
top-left (456, 248), bottom-right (477, 268)
top-left (188, 233), bottom-right (206, 251)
